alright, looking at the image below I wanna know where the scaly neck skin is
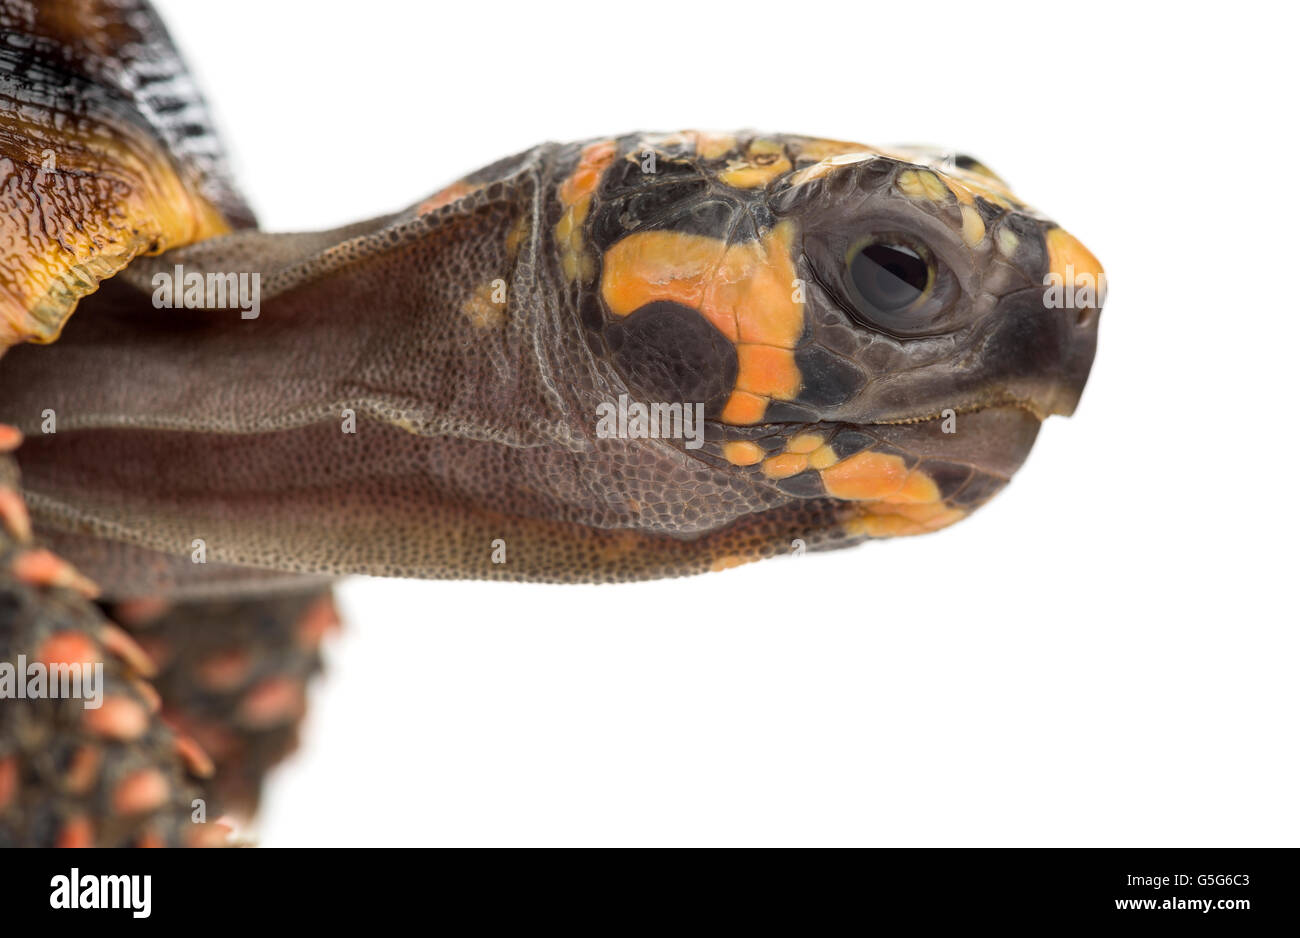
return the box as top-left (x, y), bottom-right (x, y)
top-left (0, 167), bottom-right (605, 593)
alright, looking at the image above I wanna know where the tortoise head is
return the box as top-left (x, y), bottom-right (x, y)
top-left (581, 133), bottom-right (1105, 538)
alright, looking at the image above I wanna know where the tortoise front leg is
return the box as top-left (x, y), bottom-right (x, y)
top-left (107, 586), bottom-right (339, 821)
top-left (0, 427), bottom-right (228, 846)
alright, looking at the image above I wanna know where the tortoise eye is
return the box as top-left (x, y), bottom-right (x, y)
top-left (848, 238), bottom-right (932, 317)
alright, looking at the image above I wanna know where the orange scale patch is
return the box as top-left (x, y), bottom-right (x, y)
top-left (560, 140), bottom-right (618, 206)
top-left (1047, 227), bottom-right (1106, 298)
top-left (735, 345), bottom-right (800, 398)
top-left (821, 449), bottom-right (945, 507)
top-left (709, 553), bottom-right (752, 572)
top-left (600, 221), bottom-right (806, 427)
top-left (722, 441), bottom-right (763, 466)
top-left (724, 226), bottom-right (802, 347)
top-left (820, 450), bottom-right (910, 501)
top-left (601, 231), bottom-right (731, 335)
top-left (786, 433), bottom-right (825, 454)
top-left (762, 453), bottom-right (808, 479)
top-left (719, 391), bottom-right (769, 426)
top-left (556, 140), bottom-right (618, 283)
top-left (883, 469), bottom-right (942, 505)
top-left (808, 444), bottom-right (838, 470)
top-left (416, 180), bottom-right (481, 215)
top-left (843, 502), bottom-right (966, 538)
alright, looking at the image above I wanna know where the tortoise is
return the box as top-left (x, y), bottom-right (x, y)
top-left (0, 0), bottom-right (1104, 846)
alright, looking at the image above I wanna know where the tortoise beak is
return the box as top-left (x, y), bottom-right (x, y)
top-left (1037, 290), bottom-right (1101, 418)
top-left (1039, 227), bottom-right (1106, 417)
top-left (970, 283), bottom-right (1102, 421)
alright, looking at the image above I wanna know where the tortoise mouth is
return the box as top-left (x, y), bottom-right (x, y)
top-left (704, 404), bottom-right (1044, 509)
top-left (707, 399), bottom-right (1045, 446)
top-left (857, 395), bottom-right (1050, 426)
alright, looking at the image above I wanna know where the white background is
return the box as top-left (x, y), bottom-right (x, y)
top-left (152, 0), bottom-right (1298, 846)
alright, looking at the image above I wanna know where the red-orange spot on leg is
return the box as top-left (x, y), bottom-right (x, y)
top-left (113, 768), bottom-right (169, 816)
top-left (237, 677), bottom-right (304, 729)
top-left (174, 735), bottom-right (215, 779)
top-left (295, 595), bottom-right (340, 650)
top-left (187, 822), bottom-right (233, 848)
top-left (64, 746), bottom-right (100, 795)
top-left (168, 716), bottom-right (238, 763)
top-left (0, 487), bottom-right (31, 541)
top-left (0, 424), bottom-right (23, 452)
top-left (84, 696), bottom-right (149, 741)
top-left (98, 624), bottom-right (157, 678)
top-left (36, 631), bottom-right (98, 669)
top-left (0, 756), bottom-right (18, 811)
top-left (11, 549), bottom-right (99, 598)
top-left (113, 596), bottom-right (171, 627)
top-left (55, 815), bottom-right (94, 848)
top-left (197, 648), bottom-right (253, 692)
top-left (131, 678), bottom-right (161, 714)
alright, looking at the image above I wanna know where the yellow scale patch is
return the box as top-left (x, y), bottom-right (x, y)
top-left (556, 140), bottom-right (617, 283)
top-left (895, 167), bottom-right (1003, 249)
top-left (718, 139), bottom-right (792, 189)
top-left (722, 441), bottom-right (763, 466)
top-left (461, 283), bottom-right (505, 330)
top-left (785, 147), bottom-right (1036, 254)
